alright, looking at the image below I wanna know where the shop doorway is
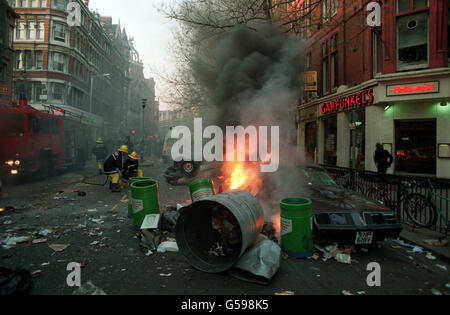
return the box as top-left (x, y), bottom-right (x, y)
top-left (305, 122), bottom-right (317, 163)
top-left (349, 111), bottom-right (366, 170)
top-left (395, 119), bottom-right (436, 175)
top-left (324, 116), bottom-right (337, 166)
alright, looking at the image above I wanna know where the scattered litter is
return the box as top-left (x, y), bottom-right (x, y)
top-left (3, 220), bottom-right (13, 225)
top-left (31, 270), bottom-right (42, 278)
top-left (161, 210), bottom-right (180, 232)
top-left (72, 281), bottom-right (106, 295)
top-left (32, 239), bottom-right (47, 244)
top-left (445, 283), bottom-right (450, 289)
top-left (37, 228), bottom-right (53, 237)
top-left (356, 291), bottom-right (366, 295)
top-left (408, 256), bottom-right (414, 260)
top-left (424, 239), bottom-right (448, 247)
top-left (425, 252), bottom-right (436, 260)
top-left (275, 291), bottom-right (294, 295)
top-left (157, 241), bottom-right (179, 253)
top-left (41, 262), bottom-right (50, 266)
top-left (139, 230), bottom-right (162, 252)
top-left (140, 214), bottom-right (161, 230)
top-left (87, 209), bottom-right (97, 212)
top-left (159, 273), bottom-right (172, 277)
top-left (436, 264), bottom-right (447, 271)
top-left (342, 290), bottom-right (353, 295)
top-left (2, 236), bottom-right (30, 249)
top-left (334, 253), bottom-right (351, 264)
top-left (430, 289), bottom-right (442, 295)
top-left (49, 244), bottom-right (70, 252)
top-left (409, 246), bottom-right (425, 254)
top-left (145, 250), bottom-right (153, 256)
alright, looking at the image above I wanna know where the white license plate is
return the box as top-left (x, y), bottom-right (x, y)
top-left (355, 231), bottom-right (374, 245)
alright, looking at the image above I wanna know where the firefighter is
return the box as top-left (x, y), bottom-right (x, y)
top-left (104, 145), bottom-right (128, 192)
top-left (120, 152), bottom-right (143, 189)
top-left (92, 138), bottom-right (108, 175)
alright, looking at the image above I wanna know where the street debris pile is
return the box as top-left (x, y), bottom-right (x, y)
top-left (312, 243), bottom-right (357, 264)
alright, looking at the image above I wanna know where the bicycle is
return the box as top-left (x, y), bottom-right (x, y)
top-left (404, 179), bottom-right (450, 231)
top-left (365, 179), bottom-right (417, 212)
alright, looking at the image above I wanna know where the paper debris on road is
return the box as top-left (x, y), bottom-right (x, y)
top-left (425, 252), bottom-right (437, 260)
top-left (49, 244), bottom-right (70, 252)
top-left (140, 214), bottom-right (160, 230)
top-left (157, 241), bottom-right (179, 253)
top-left (436, 264), bottom-right (447, 271)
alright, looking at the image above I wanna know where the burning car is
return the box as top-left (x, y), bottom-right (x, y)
top-left (259, 165), bottom-right (402, 245)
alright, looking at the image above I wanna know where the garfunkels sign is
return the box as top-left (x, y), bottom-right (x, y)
top-left (321, 89), bottom-right (374, 115)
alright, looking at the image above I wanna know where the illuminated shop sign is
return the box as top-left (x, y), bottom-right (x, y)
top-left (321, 89), bottom-right (374, 115)
top-left (387, 82), bottom-right (439, 96)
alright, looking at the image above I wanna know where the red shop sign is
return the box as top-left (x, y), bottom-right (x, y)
top-left (321, 89), bottom-right (374, 115)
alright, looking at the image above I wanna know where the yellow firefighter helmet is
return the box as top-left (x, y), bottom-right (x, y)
top-left (128, 152), bottom-right (139, 160)
top-left (96, 138), bottom-right (103, 144)
top-left (118, 145), bottom-right (129, 153)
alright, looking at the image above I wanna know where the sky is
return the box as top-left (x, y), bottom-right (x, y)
top-left (89, 0), bottom-right (179, 110)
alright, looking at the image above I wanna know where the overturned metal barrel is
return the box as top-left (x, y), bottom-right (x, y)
top-left (176, 190), bottom-right (264, 273)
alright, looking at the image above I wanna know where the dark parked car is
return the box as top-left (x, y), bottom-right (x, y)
top-left (260, 165), bottom-right (402, 245)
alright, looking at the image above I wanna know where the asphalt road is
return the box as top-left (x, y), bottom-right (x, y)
top-left (0, 159), bottom-right (449, 296)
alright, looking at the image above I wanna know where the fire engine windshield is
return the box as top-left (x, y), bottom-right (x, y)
top-left (0, 113), bottom-right (25, 138)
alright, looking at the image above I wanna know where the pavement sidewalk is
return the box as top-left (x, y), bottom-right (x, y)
top-left (400, 225), bottom-right (450, 261)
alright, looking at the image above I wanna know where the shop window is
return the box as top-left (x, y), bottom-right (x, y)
top-left (324, 116), bottom-right (337, 166)
top-left (396, 1), bottom-right (429, 71)
top-left (395, 119), bottom-right (436, 175)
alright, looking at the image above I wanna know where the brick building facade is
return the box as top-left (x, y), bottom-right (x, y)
top-left (10, 0), bottom-right (136, 136)
top-left (294, 0), bottom-right (450, 177)
top-left (0, 0), bottom-right (19, 107)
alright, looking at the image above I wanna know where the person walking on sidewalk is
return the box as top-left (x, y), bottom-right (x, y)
top-left (374, 143), bottom-right (393, 174)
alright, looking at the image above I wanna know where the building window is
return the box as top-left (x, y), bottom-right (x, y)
top-left (373, 29), bottom-right (383, 75)
top-left (322, 41), bottom-right (328, 95)
top-left (34, 82), bottom-right (43, 102)
top-left (53, 23), bottom-right (67, 42)
top-left (51, 52), bottom-right (67, 72)
top-left (24, 51), bottom-right (32, 70)
top-left (31, 0), bottom-right (38, 7)
top-left (37, 22), bottom-right (45, 40)
top-left (26, 22), bottom-right (36, 40)
top-left (330, 34), bottom-right (338, 90)
top-left (321, 34), bottom-right (338, 95)
top-left (9, 26), bottom-right (14, 49)
top-left (35, 51), bottom-right (43, 69)
top-left (396, 0), bottom-right (429, 71)
top-left (331, 0), bottom-right (337, 16)
top-left (16, 22), bottom-right (25, 40)
top-left (40, 0), bottom-right (46, 7)
top-left (322, 0), bottom-right (329, 23)
top-left (51, 83), bottom-right (65, 101)
top-left (52, 0), bottom-right (67, 11)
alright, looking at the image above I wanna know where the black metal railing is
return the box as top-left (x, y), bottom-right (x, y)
top-left (322, 165), bottom-right (450, 235)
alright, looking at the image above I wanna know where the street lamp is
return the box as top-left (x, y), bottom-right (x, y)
top-left (89, 73), bottom-right (111, 114)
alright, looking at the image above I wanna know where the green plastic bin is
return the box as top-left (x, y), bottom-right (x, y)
top-left (128, 177), bottom-right (152, 219)
top-left (189, 178), bottom-right (216, 202)
top-left (280, 197), bottom-right (314, 258)
top-left (130, 179), bottom-right (160, 229)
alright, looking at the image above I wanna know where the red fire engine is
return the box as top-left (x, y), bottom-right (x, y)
top-left (0, 96), bottom-right (92, 191)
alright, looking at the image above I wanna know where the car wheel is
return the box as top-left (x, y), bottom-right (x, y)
top-left (182, 162), bottom-right (198, 178)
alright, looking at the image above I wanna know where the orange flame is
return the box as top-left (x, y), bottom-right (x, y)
top-left (223, 161), bottom-right (263, 196)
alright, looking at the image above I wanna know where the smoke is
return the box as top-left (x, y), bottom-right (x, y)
top-left (194, 23), bottom-right (304, 129)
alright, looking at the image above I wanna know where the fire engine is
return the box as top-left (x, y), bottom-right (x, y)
top-left (0, 96), bottom-right (93, 192)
